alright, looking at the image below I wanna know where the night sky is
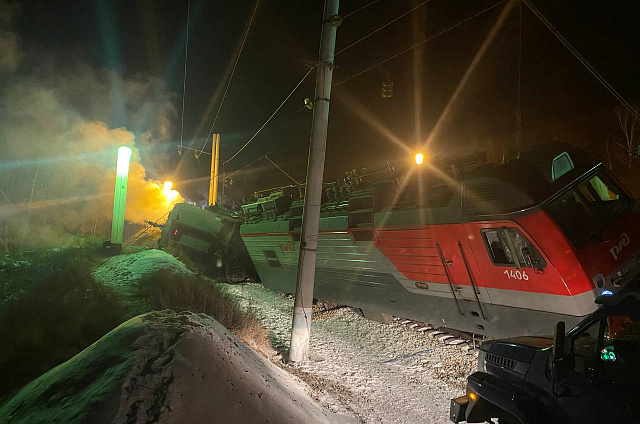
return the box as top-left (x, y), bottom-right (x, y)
top-left (10, 0), bottom-right (640, 202)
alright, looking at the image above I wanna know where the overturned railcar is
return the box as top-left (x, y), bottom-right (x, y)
top-left (240, 143), bottom-right (640, 338)
top-left (159, 203), bottom-right (257, 282)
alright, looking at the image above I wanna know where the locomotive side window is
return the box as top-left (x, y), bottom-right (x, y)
top-left (482, 228), bottom-right (546, 269)
top-left (263, 250), bottom-right (282, 268)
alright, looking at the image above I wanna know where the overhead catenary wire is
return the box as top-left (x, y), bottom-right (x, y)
top-left (334, 0), bottom-right (432, 58)
top-left (335, 0), bottom-right (508, 86)
top-left (223, 68), bottom-right (314, 165)
top-left (222, 2), bottom-right (437, 166)
top-left (219, 106), bottom-right (306, 179)
top-left (521, 0), bottom-right (640, 120)
top-left (224, 153), bottom-right (270, 181)
top-left (178, 0), bottom-right (191, 155)
top-left (197, 0), bottom-right (261, 158)
top-left (265, 155), bottom-right (301, 185)
top-left (341, 0), bottom-right (383, 20)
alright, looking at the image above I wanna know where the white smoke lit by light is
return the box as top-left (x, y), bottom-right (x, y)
top-left (0, 2), bottom-right (184, 247)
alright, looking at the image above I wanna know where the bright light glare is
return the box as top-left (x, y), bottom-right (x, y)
top-left (116, 146), bottom-right (132, 177)
top-left (163, 181), bottom-right (179, 203)
top-left (601, 290), bottom-right (613, 296)
top-left (415, 153), bottom-right (424, 165)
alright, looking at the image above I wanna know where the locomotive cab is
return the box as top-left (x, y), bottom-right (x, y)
top-left (455, 143), bottom-right (640, 336)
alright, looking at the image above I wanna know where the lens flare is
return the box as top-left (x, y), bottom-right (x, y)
top-left (415, 153), bottom-right (424, 165)
top-left (162, 181), bottom-right (179, 203)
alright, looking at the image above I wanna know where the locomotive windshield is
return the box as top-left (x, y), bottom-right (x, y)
top-left (546, 171), bottom-right (632, 249)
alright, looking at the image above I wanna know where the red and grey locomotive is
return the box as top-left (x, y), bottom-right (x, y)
top-left (238, 143), bottom-right (640, 338)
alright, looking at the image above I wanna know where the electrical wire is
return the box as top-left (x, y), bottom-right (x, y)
top-left (223, 68), bottom-right (314, 165)
top-left (178, 0), bottom-right (191, 155)
top-left (224, 153), bottom-right (269, 181)
top-left (220, 106), bottom-right (305, 180)
top-left (221, 1), bottom-right (440, 168)
top-left (222, 2), bottom-right (436, 166)
top-left (265, 155), bottom-right (301, 185)
top-left (334, 0), bottom-right (432, 58)
top-left (341, 0), bottom-right (383, 20)
top-left (521, 0), bottom-right (640, 120)
top-left (197, 0), bottom-right (261, 157)
top-left (335, 0), bottom-right (508, 86)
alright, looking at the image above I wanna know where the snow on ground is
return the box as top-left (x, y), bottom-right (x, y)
top-left (92, 249), bottom-right (192, 287)
top-left (225, 283), bottom-right (477, 424)
top-left (86, 249), bottom-right (477, 423)
top-left (92, 249), bottom-right (193, 317)
top-left (0, 310), bottom-right (356, 424)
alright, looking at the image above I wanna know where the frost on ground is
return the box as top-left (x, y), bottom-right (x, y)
top-left (0, 310), bottom-right (355, 424)
top-left (92, 249), bottom-right (192, 317)
top-left (92, 249), bottom-right (192, 287)
top-left (224, 283), bottom-right (478, 424)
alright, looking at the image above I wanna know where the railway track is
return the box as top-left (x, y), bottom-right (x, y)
top-left (312, 301), bottom-right (482, 354)
top-left (392, 317), bottom-right (482, 353)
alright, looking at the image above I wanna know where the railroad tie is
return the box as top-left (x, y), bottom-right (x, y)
top-left (445, 338), bottom-right (467, 346)
top-left (437, 334), bottom-right (455, 343)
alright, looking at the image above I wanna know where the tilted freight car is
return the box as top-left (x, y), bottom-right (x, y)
top-left (239, 143), bottom-right (640, 338)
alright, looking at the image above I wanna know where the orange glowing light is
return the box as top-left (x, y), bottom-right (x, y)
top-left (163, 181), bottom-right (179, 203)
top-left (415, 153), bottom-right (424, 165)
top-left (468, 392), bottom-right (477, 402)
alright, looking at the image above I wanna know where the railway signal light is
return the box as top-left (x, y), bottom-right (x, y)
top-left (381, 79), bottom-right (394, 98)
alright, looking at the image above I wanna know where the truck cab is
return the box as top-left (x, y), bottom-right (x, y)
top-left (450, 288), bottom-right (640, 424)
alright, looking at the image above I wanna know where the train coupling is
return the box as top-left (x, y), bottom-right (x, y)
top-left (449, 395), bottom-right (469, 423)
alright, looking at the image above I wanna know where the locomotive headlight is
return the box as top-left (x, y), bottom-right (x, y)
top-left (415, 153), bottom-right (424, 165)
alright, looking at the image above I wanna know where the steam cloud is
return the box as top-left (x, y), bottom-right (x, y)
top-left (0, 1), bottom-right (183, 249)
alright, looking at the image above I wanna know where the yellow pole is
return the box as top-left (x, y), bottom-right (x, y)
top-left (209, 134), bottom-right (220, 206)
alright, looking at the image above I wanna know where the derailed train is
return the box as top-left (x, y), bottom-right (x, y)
top-left (159, 143), bottom-right (640, 338)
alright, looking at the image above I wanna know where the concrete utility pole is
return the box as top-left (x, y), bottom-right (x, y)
top-left (209, 134), bottom-right (220, 206)
top-left (288, 0), bottom-right (340, 363)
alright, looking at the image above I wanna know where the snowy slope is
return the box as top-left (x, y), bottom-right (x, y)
top-left (92, 249), bottom-right (192, 287)
top-left (0, 310), bottom-right (355, 424)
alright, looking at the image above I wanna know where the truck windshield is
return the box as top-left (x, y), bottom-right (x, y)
top-left (546, 171), bottom-right (632, 249)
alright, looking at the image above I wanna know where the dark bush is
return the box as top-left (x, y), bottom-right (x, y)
top-left (0, 259), bottom-right (124, 400)
top-left (139, 270), bottom-right (268, 348)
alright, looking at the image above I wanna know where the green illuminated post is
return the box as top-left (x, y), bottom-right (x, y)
top-left (110, 146), bottom-right (132, 253)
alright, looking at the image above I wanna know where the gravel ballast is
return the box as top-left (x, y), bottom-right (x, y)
top-left (225, 283), bottom-right (478, 424)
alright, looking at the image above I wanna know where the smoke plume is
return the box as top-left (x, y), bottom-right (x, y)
top-left (0, 1), bottom-right (183, 250)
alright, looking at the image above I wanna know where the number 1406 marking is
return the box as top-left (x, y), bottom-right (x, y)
top-left (504, 270), bottom-right (529, 280)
